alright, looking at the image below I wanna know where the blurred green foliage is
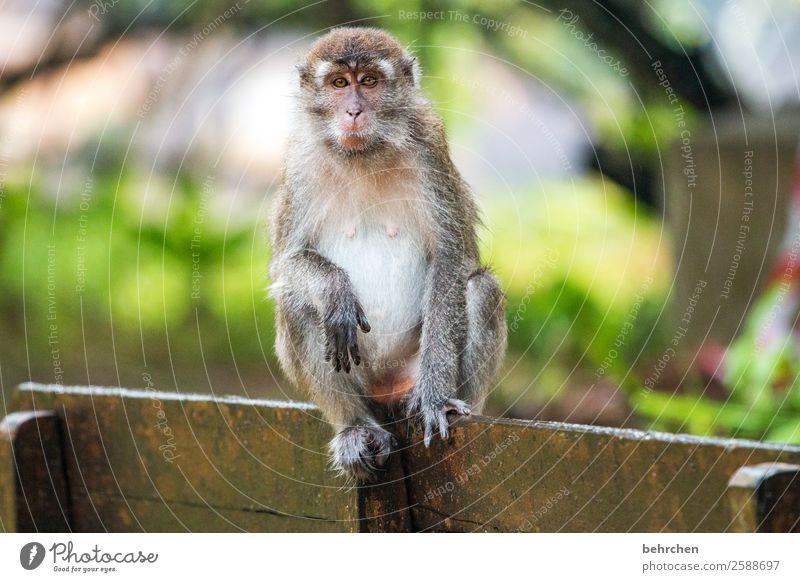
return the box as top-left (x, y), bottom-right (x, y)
top-left (632, 286), bottom-right (800, 443)
top-left (0, 163), bottom-right (276, 398)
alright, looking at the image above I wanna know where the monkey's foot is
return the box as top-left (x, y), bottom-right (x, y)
top-left (329, 425), bottom-right (396, 482)
top-left (405, 394), bottom-right (472, 447)
top-left (443, 398), bottom-right (471, 415)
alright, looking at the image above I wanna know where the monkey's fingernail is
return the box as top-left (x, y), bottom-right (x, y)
top-left (357, 314), bottom-right (370, 331)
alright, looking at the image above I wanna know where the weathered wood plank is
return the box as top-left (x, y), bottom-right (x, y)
top-left (0, 410), bottom-right (71, 532)
top-left (12, 384), bottom-right (358, 532)
top-left (358, 439), bottom-right (413, 533)
top-left (400, 416), bottom-right (800, 532)
top-left (68, 491), bottom-right (350, 532)
top-left (9, 383), bottom-right (800, 532)
top-left (727, 463), bottom-right (800, 533)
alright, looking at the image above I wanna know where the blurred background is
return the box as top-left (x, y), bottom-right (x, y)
top-left (2, 0), bottom-right (800, 443)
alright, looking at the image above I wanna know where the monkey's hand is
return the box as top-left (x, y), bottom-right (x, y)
top-left (322, 291), bottom-right (370, 373)
top-left (405, 388), bottom-right (471, 447)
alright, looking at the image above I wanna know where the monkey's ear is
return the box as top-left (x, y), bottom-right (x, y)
top-left (400, 55), bottom-right (421, 86)
top-left (295, 63), bottom-right (310, 84)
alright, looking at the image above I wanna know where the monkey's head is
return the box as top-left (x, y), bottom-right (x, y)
top-left (297, 27), bottom-right (421, 155)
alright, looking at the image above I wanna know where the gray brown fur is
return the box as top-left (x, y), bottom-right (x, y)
top-left (269, 27), bottom-right (507, 481)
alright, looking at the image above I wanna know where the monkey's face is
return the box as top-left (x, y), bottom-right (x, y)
top-left (319, 65), bottom-right (386, 152)
top-left (299, 28), bottom-right (421, 155)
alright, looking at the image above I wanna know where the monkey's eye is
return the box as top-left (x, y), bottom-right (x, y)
top-left (331, 77), bottom-right (348, 88)
top-left (360, 75), bottom-right (378, 88)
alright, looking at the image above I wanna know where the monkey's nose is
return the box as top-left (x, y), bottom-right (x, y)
top-left (346, 107), bottom-right (362, 119)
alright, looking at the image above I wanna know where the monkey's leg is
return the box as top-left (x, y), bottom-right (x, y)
top-left (292, 329), bottom-right (395, 482)
top-left (458, 267), bottom-right (507, 413)
top-left (404, 253), bottom-right (474, 446)
top-left (274, 251), bottom-right (392, 480)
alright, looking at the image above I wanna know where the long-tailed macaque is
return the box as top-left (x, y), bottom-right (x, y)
top-left (269, 27), bottom-right (507, 480)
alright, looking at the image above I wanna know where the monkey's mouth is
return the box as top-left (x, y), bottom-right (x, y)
top-left (337, 127), bottom-right (372, 150)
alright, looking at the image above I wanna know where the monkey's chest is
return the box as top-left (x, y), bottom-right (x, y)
top-left (317, 220), bottom-right (428, 362)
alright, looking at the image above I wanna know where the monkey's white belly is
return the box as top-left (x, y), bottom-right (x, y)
top-left (317, 221), bottom-right (428, 382)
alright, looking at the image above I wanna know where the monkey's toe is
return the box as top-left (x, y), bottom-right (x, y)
top-left (366, 428), bottom-right (396, 468)
top-left (443, 398), bottom-right (471, 416)
top-left (329, 425), bottom-right (395, 482)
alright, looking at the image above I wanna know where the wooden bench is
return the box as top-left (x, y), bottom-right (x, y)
top-left (1, 383), bottom-right (798, 532)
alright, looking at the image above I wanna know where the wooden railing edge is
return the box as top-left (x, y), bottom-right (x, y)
top-left (16, 382), bottom-right (800, 454)
top-left (3, 382), bottom-right (800, 532)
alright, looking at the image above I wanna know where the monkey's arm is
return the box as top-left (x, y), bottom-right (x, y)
top-left (271, 249), bottom-right (370, 373)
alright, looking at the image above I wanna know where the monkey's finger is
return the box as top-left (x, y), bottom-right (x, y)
top-left (332, 344), bottom-right (343, 372)
top-left (373, 447), bottom-right (391, 468)
top-left (324, 334), bottom-right (340, 366)
top-left (348, 330), bottom-right (361, 366)
top-left (355, 305), bottom-right (371, 333)
top-left (423, 422), bottom-right (433, 448)
top-left (367, 436), bottom-right (392, 468)
top-left (330, 330), bottom-right (344, 372)
top-left (336, 333), bottom-right (351, 374)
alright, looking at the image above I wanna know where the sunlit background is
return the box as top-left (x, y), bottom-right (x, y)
top-left (2, 0), bottom-right (800, 443)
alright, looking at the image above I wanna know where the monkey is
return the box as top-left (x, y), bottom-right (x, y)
top-left (269, 27), bottom-right (507, 481)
